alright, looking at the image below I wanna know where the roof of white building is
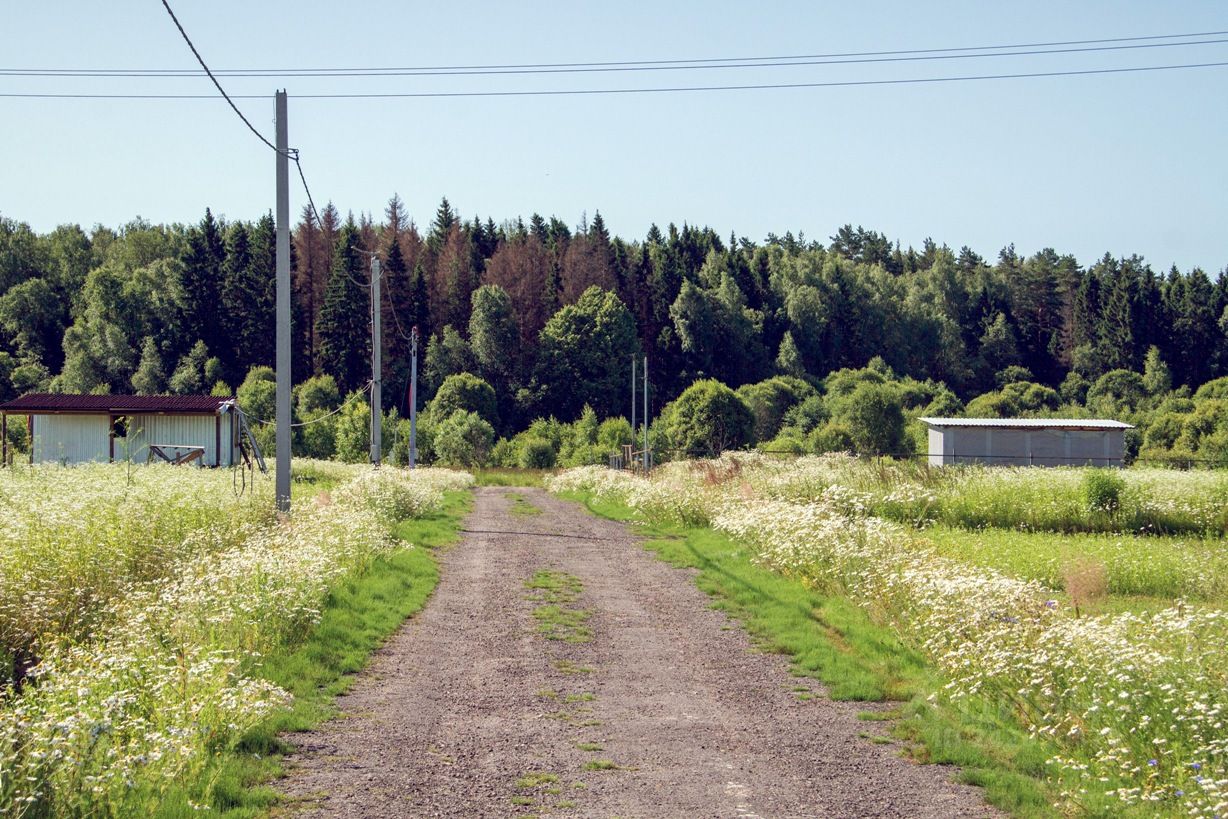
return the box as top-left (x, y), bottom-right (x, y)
top-left (919, 417), bottom-right (1133, 430)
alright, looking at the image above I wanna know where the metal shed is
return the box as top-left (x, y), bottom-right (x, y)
top-left (0, 393), bottom-right (241, 467)
top-left (919, 417), bottom-right (1133, 467)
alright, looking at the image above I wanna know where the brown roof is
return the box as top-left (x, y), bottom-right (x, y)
top-left (0, 393), bottom-right (231, 414)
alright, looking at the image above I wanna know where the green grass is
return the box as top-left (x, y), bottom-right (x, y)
top-left (526, 570), bottom-right (592, 643)
top-left (150, 489), bottom-right (471, 818)
top-left (582, 759), bottom-right (620, 771)
top-left (506, 492), bottom-right (543, 516)
top-left (475, 468), bottom-right (551, 487)
top-left (567, 491), bottom-right (1066, 818)
top-left (921, 525), bottom-right (1228, 608)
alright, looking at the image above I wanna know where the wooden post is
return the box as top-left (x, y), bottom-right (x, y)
top-left (109, 413), bottom-right (116, 463)
top-left (1, 412), bottom-right (7, 467)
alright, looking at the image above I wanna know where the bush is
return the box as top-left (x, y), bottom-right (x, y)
top-left (735, 376), bottom-right (816, 442)
top-left (660, 379), bottom-right (754, 456)
top-left (597, 417), bottom-right (634, 451)
top-left (433, 410), bottom-right (495, 467)
top-left (841, 382), bottom-right (907, 456)
top-left (427, 373), bottom-right (498, 428)
top-left (488, 437), bottom-right (518, 467)
top-left (809, 421), bottom-right (854, 454)
top-left (1084, 469), bottom-right (1125, 515)
top-left (1087, 369), bottom-right (1147, 412)
top-left (518, 436), bottom-right (556, 469)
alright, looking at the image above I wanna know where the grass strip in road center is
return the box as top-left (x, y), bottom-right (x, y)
top-left (526, 570), bottom-right (592, 644)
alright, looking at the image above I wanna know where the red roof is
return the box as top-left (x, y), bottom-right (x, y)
top-left (0, 393), bottom-right (231, 414)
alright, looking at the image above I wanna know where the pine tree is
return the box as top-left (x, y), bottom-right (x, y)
top-left (315, 221), bottom-right (371, 393)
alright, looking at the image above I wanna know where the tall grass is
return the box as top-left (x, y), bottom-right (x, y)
top-left (736, 455), bottom-right (1228, 535)
top-left (0, 463), bottom-right (473, 818)
top-left (550, 456), bottom-right (1228, 816)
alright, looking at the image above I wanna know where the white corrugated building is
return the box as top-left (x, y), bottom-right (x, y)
top-left (919, 417), bottom-right (1133, 467)
top-left (1, 393), bottom-right (241, 467)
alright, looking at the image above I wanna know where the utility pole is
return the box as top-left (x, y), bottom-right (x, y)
top-left (642, 356), bottom-right (649, 473)
top-left (631, 356), bottom-right (636, 439)
top-left (370, 256), bottom-right (382, 466)
top-left (409, 326), bottom-right (419, 469)
top-left (274, 90), bottom-right (291, 512)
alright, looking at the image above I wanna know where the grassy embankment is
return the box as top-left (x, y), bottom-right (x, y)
top-left (156, 487), bottom-right (471, 818)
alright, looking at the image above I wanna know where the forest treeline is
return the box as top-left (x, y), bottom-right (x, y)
top-left (2, 195), bottom-right (1227, 463)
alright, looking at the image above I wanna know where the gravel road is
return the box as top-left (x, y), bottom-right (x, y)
top-left (279, 486), bottom-right (994, 818)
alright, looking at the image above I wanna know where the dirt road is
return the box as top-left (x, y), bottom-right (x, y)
top-left (280, 487), bottom-right (992, 818)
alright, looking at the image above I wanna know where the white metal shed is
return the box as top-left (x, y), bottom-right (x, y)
top-left (919, 417), bottom-right (1133, 467)
top-left (1, 393), bottom-right (240, 467)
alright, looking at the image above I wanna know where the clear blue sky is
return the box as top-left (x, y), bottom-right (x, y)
top-left (2, 1), bottom-right (1225, 273)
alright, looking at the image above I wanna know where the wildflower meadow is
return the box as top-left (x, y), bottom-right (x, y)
top-left (550, 455), bottom-right (1228, 817)
top-left (0, 461), bottom-right (471, 817)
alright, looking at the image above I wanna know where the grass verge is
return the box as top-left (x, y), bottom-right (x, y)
top-left (475, 468), bottom-right (551, 487)
top-left (153, 489), bottom-right (471, 818)
top-left (560, 490), bottom-right (1068, 818)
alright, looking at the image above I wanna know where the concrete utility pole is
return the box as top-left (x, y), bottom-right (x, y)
top-left (409, 326), bottom-right (419, 469)
top-left (274, 90), bottom-right (291, 512)
top-left (370, 256), bottom-right (382, 466)
top-left (631, 356), bottom-right (636, 437)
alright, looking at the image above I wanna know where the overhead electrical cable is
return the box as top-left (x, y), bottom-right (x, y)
top-left (5, 28), bottom-right (1225, 76)
top-left (5, 37), bottom-right (1228, 78)
top-left (4, 59), bottom-right (1227, 99)
top-left (158, 0), bottom-right (324, 230)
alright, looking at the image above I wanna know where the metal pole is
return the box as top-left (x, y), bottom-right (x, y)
top-left (370, 256), bottom-right (382, 466)
top-left (409, 326), bottom-right (418, 469)
top-left (642, 355), bottom-right (648, 473)
top-left (274, 90), bottom-right (292, 513)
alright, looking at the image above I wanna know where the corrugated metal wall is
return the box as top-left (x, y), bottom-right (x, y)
top-left (935, 427), bottom-right (1124, 467)
top-left (31, 415), bottom-right (111, 464)
top-left (28, 412), bottom-right (237, 466)
top-left (125, 414), bottom-right (221, 466)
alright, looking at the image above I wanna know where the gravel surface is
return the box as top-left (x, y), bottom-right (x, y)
top-left (279, 487), bottom-right (995, 818)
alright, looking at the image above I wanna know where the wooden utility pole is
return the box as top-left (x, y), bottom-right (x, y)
top-left (274, 90), bottom-right (291, 512)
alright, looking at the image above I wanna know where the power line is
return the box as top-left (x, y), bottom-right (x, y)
top-left (7, 37), bottom-right (1228, 79)
top-left (4, 60), bottom-right (1226, 99)
top-left (159, 0), bottom-right (324, 232)
top-left (292, 151), bottom-right (324, 233)
top-left (6, 28), bottom-right (1226, 76)
top-left (158, 0), bottom-right (280, 155)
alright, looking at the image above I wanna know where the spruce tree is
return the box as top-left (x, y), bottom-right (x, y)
top-left (315, 221), bottom-right (371, 393)
top-left (180, 209), bottom-right (225, 364)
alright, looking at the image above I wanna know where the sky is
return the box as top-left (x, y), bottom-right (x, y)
top-left (1, 1), bottom-right (1226, 273)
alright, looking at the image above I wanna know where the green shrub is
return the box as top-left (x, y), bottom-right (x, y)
top-left (842, 381), bottom-right (907, 456)
top-left (427, 373), bottom-right (498, 428)
top-left (1083, 469), bottom-right (1125, 515)
top-left (488, 437), bottom-right (518, 467)
top-left (433, 410), bottom-right (495, 467)
top-left (660, 379), bottom-right (754, 456)
top-left (809, 421), bottom-right (854, 454)
top-left (518, 436), bottom-right (557, 469)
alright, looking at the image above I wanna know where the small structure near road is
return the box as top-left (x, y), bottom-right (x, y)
top-left (920, 417), bottom-right (1133, 467)
top-left (0, 393), bottom-right (241, 467)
